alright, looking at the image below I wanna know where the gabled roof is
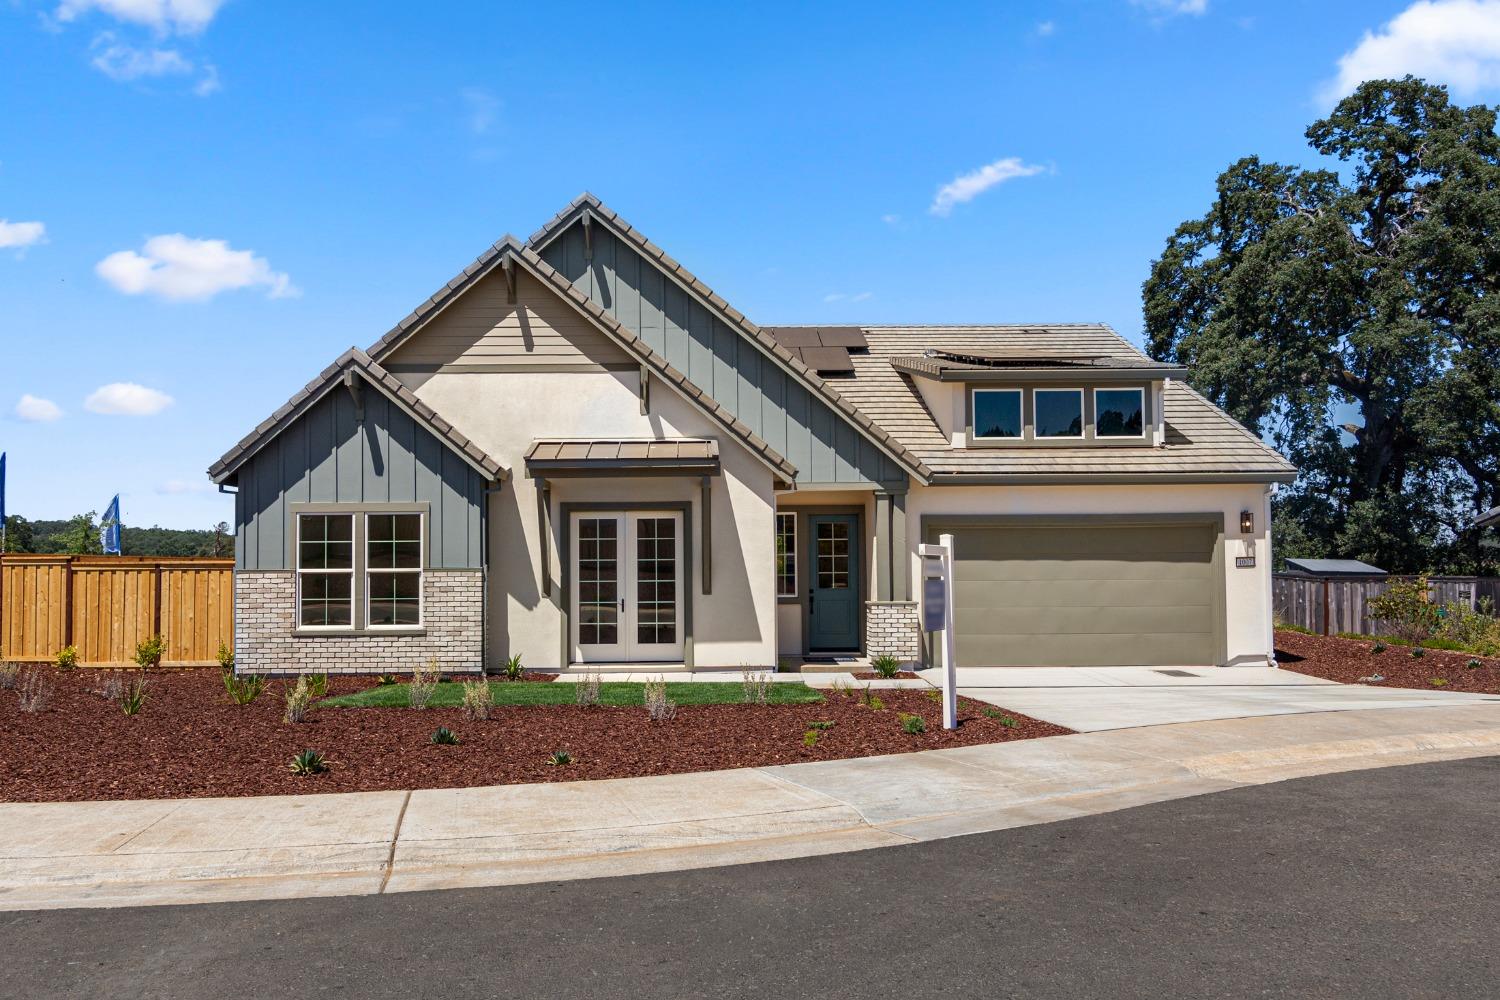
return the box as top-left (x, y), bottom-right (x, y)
top-left (208, 348), bottom-right (508, 485)
top-left (364, 237), bottom-right (798, 487)
top-left (523, 193), bottom-right (933, 484)
top-left (1283, 558), bottom-right (1387, 577)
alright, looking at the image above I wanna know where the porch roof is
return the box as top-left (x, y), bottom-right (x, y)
top-left (524, 438), bottom-right (721, 478)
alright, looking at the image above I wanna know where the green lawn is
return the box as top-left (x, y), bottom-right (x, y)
top-left (321, 680), bottom-right (825, 709)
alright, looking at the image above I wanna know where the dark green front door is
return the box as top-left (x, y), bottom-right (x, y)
top-left (808, 514), bottom-right (860, 651)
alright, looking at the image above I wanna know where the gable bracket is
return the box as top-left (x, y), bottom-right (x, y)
top-left (342, 370), bottom-right (365, 423)
top-left (639, 364), bottom-right (650, 415)
top-left (581, 209), bottom-right (594, 261)
top-left (502, 255), bottom-right (517, 305)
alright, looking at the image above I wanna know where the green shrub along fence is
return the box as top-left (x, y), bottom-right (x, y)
top-left (1273, 574), bottom-right (1500, 637)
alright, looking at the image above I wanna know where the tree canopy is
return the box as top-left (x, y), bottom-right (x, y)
top-left (1145, 77), bottom-right (1500, 573)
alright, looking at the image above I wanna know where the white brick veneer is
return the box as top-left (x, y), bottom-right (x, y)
top-left (864, 601), bottom-right (920, 665)
top-left (234, 570), bottom-right (484, 675)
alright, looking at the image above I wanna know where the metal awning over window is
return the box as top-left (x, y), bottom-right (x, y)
top-left (524, 439), bottom-right (721, 478)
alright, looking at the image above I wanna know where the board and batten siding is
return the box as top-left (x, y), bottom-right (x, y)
top-left (540, 223), bottom-right (907, 487)
top-left (235, 384), bottom-right (485, 571)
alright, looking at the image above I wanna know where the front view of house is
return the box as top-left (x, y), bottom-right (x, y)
top-left (211, 195), bottom-right (1296, 675)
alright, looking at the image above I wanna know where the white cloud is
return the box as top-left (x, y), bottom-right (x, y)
top-left (14, 394), bottom-right (63, 422)
top-left (84, 382), bottom-right (173, 416)
top-left (1130, 0), bottom-right (1208, 14)
top-left (460, 87), bottom-right (500, 135)
top-left (0, 220), bottom-right (47, 249)
top-left (823, 291), bottom-right (873, 303)
top-left (55, 0), bottom-right (227, 35)
top-left (1035, 20), bottom-right (1057, 36)
top-left (96, 234), bottom-right (298, 301)
top-left (1321, 1), bottom-right (1500, 104)
top-left (89, 32), bottom-right (218, 93)
top-left (156, 478), bottom-right (213, 494)
top-left (929, 157), bottom-right (1048, 216)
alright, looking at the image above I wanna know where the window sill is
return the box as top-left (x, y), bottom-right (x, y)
top-left (292, 628), bottom-right (428, 638)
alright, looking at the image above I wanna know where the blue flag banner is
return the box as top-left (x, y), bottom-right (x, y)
top-left (101, 494), bottom-right (121, 555)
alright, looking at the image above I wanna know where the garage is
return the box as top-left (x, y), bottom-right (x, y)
top-left (929, 517), bottom-right (1223, 667)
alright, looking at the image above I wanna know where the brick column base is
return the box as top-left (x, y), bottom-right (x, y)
top-left (864, 601), bottom-right (920, 666)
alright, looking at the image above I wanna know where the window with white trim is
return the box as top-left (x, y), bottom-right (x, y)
top-left (297, 513), bottom-right (355, 628)
top-left (1094, 387), bottom-right (1145, 437)
top-left (775, 512), bottom-right (797, 597)
top-left (365, 512), bottom-right (423, 627)
top-left (972, 388), bottom-right (1023, 440)
top-left (1034, 388), bottom-right (1084, 438)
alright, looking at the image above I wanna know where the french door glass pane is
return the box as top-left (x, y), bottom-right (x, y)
top-left (578, 518), bottom-right (618, 645)
top-left (635, 517), bottom-right (677, 645)
top-left (816, 521), bottom-right (850, 590)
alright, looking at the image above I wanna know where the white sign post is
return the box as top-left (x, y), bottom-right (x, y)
top-left (919, 534), bottom-right (958, 730)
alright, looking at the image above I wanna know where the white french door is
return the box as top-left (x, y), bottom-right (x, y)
top-left (571, 511), bottom-right (685, 663)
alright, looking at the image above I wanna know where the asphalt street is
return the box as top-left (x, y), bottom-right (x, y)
top-left (5, 756), bottom-right (1497, 1000)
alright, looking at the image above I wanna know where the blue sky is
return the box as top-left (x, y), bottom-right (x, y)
top-left (3, 0), bottom-right (1499, 530)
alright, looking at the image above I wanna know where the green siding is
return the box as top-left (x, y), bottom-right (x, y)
top-left (541, 222), bottom-right (905, 487)
top-left (234, 386), bottom-right (485, 570)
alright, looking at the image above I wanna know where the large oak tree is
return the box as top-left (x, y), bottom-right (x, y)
top-left (1145, 77), bottom-right (1500, 573)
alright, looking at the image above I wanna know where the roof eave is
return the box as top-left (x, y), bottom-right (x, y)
top-left (927, 470), bottom-right (1299, 486)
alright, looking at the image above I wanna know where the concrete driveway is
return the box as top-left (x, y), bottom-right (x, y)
top-left (925, 665), bottom-right (1500, 731)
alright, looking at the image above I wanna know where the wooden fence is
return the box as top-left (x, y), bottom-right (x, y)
top-left (0, 555), bottom-right (234, 667)
top-left (1273, 574), bottom-right (1500, 637)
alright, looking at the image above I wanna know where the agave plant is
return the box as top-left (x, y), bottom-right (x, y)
top-left (289, 749), bottom-right (330, 776)
top-left (502, 654), bottom-right (525, 681)
top-left (430, 727), bottom-right (461, 745)
top-left (545, 749), bottom-right (574, 766)
top-left (223, 672), bottom-right (267, 705)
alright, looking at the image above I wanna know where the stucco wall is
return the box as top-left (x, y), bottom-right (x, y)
top-left (902, 481), bottom-right (1274, 667)
top-left (407, 368), bottom-right (778, 669)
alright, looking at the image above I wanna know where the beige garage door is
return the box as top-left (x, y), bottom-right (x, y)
top-left (940, 520), bottom-right (1221, 667)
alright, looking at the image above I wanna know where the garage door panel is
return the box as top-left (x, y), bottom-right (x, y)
top-left (937, 520), bottom-right (1221, 667)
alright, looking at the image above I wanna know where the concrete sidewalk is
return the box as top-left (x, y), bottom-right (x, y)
top-left (4, 703), bottom-right (1500, 912)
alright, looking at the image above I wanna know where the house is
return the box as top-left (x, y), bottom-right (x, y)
top-left (209, 195), bottom-right (1297, 674)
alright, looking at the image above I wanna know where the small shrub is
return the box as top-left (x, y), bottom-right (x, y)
top-left (1369, 578), bottom-right (1441, 644)
top-left (1410, 646), bottom-right (1427, 659)
top-left (215, 640), bottom-right (234, 672)
top-left (289, 750), bottom-right (329, 776)
top-left (55, 645), bottom-right (79, 671)
top-left (867, 695), bottom-right (886, 712)
top-left (305, 672), bottom-right (329, 698)
top-left (224, 672), bottom-right (267, 705)
top-left (408, 657), bottom-right (440, 709)
top-left (283, 677), bottom-right (314, 723)
top-left (575, 670), bottom-right (601, 707)
top-left (430, 726), bottom-right (461, 745)
top-left (803, 730), bottom-right (820, 748)
top-left (133, 634), bottom-right (166, 670)
top-left (0, 662), bottom-right (20, 690)
top-left (808, 720), bottom-right (836, 730)
top-left (644, 676), bottom-right (677, 722)
top-left (17, 670), bottom-right (52, 713)
top-left (118, 675), bottom-right (148, 716)
top-left (1429, 677), bottom-right (1449, 687)
top-left (461, 679), bottom-right (493, 720)
top-left (1371, 641), bottom-right (1387, 654)
top-left (741, 669), bottom-right (772, 705)
top-left (871, 655), bottom-right (901, 679)
top-left (899, 712), bottom-right (927, 734)
top-left (1467, 658), bottom-right (1483, 670)
top-left (924, 689), bottom-right (942, 702)
top-left (376, 673), bottom-right (399, 686)
top-left (502, 654), bottom-right (525, 681)
top-left (981, 707), bottom-right (1019, 728)
top-left (546, 749), bottom-right (573, 766)
top-left (93, 671), bottom-right (126, 702)
top-left (828, 678), bottom-right (853, 699)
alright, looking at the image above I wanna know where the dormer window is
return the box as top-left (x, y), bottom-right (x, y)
top-left (1095, 388), bottom-right (1144, 437)
top-left (1034, 389), bottom-right (1084, 439)
top-left (972, 389), bottom-right (1023, 440)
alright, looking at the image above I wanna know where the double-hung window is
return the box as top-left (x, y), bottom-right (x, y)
top-left (366, 513), bottom-right (423, 628)
top-left (775, 512), bottom-right (798, 597)
top-left (297, 513), bottom-right (355, 628)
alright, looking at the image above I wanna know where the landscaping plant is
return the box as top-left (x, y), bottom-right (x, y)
top-left (1371, 641), bottom-right (1387, 654)
top-left (283, 676), bottom-right (314, 723)
top-left (1468, 659), bottom-right (1483, 670)
top-left (1430, 677), bottom-right (1449, 687)
top-left (644, 676), bottom-right (677, 722)
top-left (223, 672), bottom-right (268, 706)
top-left (305, 672), bottom-right (329, 698)
top-left (803, 730), bottom-right (820, 748)
top-left (460, 679), bottom-right (493, 720)
top-left (575, 670), bottom-right (601, 707)
top-left (93, 671), bottom-right (126, 702)
top-left (216, 640), bottom-right (234, 673)
top-left (430, 727), bottom-right (461, 745)
top-left (808, 720), bottom-right (835, 730)
top-left (899, 712), bottom-right (927, 735)
top-left (118, 675), bottom-right (149, 716)
top-left (502, 653), bottom-right (525, 682)
top-left (740, 668), bottom-right (771, 705)
top-left (871, 655), bottom-right (901, 679)
top-left (408, 658), bottom-right (440, 709)
top-left (0, 662), bottom-right (20, 690)
top-left (133, 634), bottom-right (167, 670)
top-left (1411, 646), bottom-right (1427, 659)
top-left (1368, 579), bottom-right (1441, 645)
top-left (17, 670), bottom-right (52, 713)
top-left (545, 749), bottom-right (573, 766)
top-left (289, 750), bottom-right (329, 776)
top-left (376, 673), bottom-right (399, 686)
top-left (55, 645), bottom-right (79, 671)
top-left (981, 707), bottom-right (1020, 728)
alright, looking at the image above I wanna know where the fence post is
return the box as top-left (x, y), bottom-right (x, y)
top-left (64, 557), bottom-right (75, 650)
top-left (153, 562), bottom-right (163, 640)
top-left (1321, 577), bottom-right (1330, 636)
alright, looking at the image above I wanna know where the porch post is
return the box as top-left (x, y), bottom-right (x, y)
top-left (891, 490), bottom-right (908, 602)
top-left (700, 476), bottom-right (712, 595)
top-left (874, 492), bottom-right (892, 601)
top-left (534, 477), bottom-right (551, 598)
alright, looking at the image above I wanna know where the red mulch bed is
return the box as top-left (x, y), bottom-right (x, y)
top-left (1276, 629), bottom-right (1500, 693)
top-left (0, 670), bottom-right (1069, 802)
top-left (851, 671), bottom-right (920, 680)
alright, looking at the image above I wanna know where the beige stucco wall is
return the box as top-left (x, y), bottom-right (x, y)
top-left (406, 368), bottom-right (778, 669)
top-left (901, 481), bottom-right (1275, 667)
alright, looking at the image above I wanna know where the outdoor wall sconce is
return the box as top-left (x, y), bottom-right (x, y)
top-left (1240, 510), bottom-right (1254, 534)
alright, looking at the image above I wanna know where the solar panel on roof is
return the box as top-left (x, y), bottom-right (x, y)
top-left (815, 327), bottom-right (869, 348)
top-left (800, 346), bottom-right (856, 373)
top-left (764, 327), bottom-right (822, 347)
